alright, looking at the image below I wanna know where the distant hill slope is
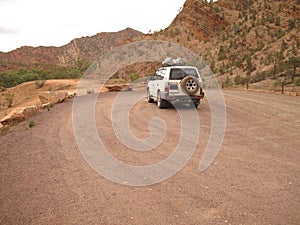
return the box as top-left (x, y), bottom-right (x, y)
top-left (0, 28), bottom-right (143, 71)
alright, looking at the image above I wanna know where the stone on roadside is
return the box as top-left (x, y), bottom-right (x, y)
top-left (39, 91), bottom-right (67, 105)
top-left (0, 106), bottom-right (38, 125)
top-left (0, 86), bottom-right (6, 92)
top-left (42, 102), bottom-right (53, 109)
top-left (0, 123), bottom-right (9, 136)
top-left (105, 84), bottom-right (129, 92)
top-left (66, 92), bottom-right (76, 99)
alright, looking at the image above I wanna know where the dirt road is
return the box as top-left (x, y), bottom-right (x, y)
top-left (1, 90), bottom-right (299, 225)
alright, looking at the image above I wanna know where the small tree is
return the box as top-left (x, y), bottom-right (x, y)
top-left (275, 16), bottom-right (281, 26)
top-left (288, 19), bottom-right (296, 31)
top-left (272, 51), bottom-right (283, 78)
top-left (246, 56), bottom-right (255, 75)
top-left (224, 76), bottom-right (233, 87)
top-left (5, 92), bottom-right (14, 107)
top-left (218, 45), bottom-right (226, 60)
top-left (234, 75), bottom-right (249, 85)
top-left (210, 60), bottom-right (215, 73)
top-left (280, 40), bottom-right (286, 53)
top-left (28, 120), bottom-right (36, 128)
top-left (290, 56), bottom-right (300, 81)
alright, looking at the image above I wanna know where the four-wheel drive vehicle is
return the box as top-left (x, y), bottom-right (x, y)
top-left (147, 63), bottom-right (204, 109)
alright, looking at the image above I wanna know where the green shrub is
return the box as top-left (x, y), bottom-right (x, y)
top-left (218, 46), bottom-right (226, 60)
top-left (294, 77), bottom-right (300, 86)
top-left (129, 73), bottom-right (139, 82)
top-left (0, 61), bottom-right (91, 88)
top-left (28, 120), bottom-right (36, 128)
top-left (86, 89), bottom-right (94, 94)
top-left (107, 78), bottom-right (127, 84)
top-left (34, 80), bottom-right (46, 88)
top-left (250, 72), bottom-right (267, 83)
top-left (210, 60), bottom-right (215, 73)
top-left (274, 78), bottom-right (283, 87)
top-left (224, 76), bottom-right (234, 87)
top-left (246, 56), bottom-right (255, 75)
top-left (288, 19), bottom-right (296, 31)
top-left (275, 16), bottom-right (281, 26)
top-left (213, 6), bottom-right (220, 13)
top-left (234, 75), bottom-right (249, 85)
top-left (5, 92), bottom-right (14, 107)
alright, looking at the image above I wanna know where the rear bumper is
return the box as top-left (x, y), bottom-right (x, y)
top-left (161, 92), bottom-right (205, 102)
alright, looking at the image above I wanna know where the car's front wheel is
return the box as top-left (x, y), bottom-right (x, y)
top-left (147, 88), bottom-right (154, 103)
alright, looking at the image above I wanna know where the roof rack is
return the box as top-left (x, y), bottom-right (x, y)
top-left (162, 57), bottom-right (187, 66)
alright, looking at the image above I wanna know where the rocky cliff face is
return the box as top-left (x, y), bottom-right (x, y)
top-left (169, 0), bottom-right (229, 40)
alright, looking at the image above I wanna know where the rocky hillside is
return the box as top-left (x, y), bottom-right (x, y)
top-left (0, 28), bottom-right (143, 71)
top-left (148, 0), bottom-right (300, 87)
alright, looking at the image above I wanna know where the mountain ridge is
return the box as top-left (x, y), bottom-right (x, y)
top-left (0, 28), bottom-right (143, 70)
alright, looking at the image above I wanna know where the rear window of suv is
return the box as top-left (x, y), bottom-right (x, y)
top-left (170, 68), bottom-right (199, 80)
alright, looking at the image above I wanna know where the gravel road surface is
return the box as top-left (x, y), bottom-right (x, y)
top-left (1, 90), bottom-right (299, 225)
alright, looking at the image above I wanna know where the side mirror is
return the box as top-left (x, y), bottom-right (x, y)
top-left (157, 75), bottom-right (164, 80)
top-left (148, 76), bottom-right (155, 81)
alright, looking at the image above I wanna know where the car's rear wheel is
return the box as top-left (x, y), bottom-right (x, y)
top-left (190, 100), bottom-right (200, 108)
top-left (181, 76), bottom-right (200, 95)
top-left (147, 88), bottom-right (154, 103)
top-left (157, 91), bottom-right (167, 109)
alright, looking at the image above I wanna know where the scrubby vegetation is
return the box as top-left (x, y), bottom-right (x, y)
top-left (129, 73), bottom-right (139, 81)
top-left (0, 60), bottom-right (90, 88)
top-left (234, 75), bottom-right (249, 85)
top-left (5, 92), bottom-right (14, 107)
top-left (250, 56), bottom-right (300, 84)
top-left (34, 80), bottom-right (46, 89)
top-left (28, 120), bottom-right (36, 128)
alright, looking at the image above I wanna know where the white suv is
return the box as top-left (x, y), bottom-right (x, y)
top-left (147, 59), bottom-right (204, 108)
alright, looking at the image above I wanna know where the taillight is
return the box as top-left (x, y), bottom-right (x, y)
top-left (164, 82), bottom-right (169, 92)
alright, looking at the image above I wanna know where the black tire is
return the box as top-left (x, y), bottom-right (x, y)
top-left (190, 100), bottom-right (200, 108)
top-left (181, 76), bottom-right (200, 95)
top-left (147, 88), bottom-right (154, 103)
top-left (157, 91), bottom-right (167, 109)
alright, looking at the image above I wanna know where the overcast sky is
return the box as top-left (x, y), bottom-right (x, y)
top-left (0, 0), bottom-right (186, 52)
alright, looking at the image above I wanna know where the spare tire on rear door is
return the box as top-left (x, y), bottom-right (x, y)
top-left (180, 76), bottom-right (200, 95)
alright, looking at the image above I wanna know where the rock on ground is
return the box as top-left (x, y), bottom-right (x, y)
top-left (0, 106), bottom-right (38, 125)
top-left (39, 91), bottom-right (67, 105)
